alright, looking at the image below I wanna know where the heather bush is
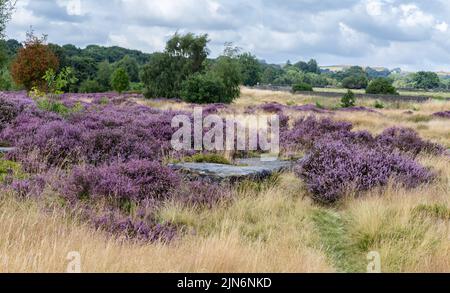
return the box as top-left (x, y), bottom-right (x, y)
top-left (376, 127), bottom-right (445, 156)
top-left (260, 102), bottom-right (285, 113)
top-left (295, 139), bottom-right (434, 203)
top-left (433, 111), bottom-right (450, 119)
top-left (90, 210), bottom-right (177, 243)
top-left (281, 116), bottom-right (353, 152)
top-left (63, 160), bottom-right (181, 203)
top-left (176, 180), bottom-right (230, 209)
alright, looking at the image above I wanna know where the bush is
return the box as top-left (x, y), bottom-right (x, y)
top-left (295, 139), bottom-right (434, 203)
top-left (110, 68), bottom-right (129, 94)
top-left (376, 127), bottom-right (444, 156)
top-left (366, 78), bottom-right (398, 95)
top-left (374, 100), bottom-right (385, 109)
top-left (292, 82), bottom-right (313, 92)
top-left (11, 32), bottom-right (59, 91)
top-left (342, 75), bottom-right (368, 89)
top-left (181, 73), bottom-right (227, 104)
top-left (63, 160), bottom-right (181, 203)
top-left (341, 90), bottom-right (356, 108)
top-left (79, 79), bottom-right (103, 93)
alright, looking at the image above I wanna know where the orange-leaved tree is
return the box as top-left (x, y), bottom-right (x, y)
top-left (11, 31), bottom-right (59, 92)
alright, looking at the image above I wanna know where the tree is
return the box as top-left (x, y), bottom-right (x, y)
top-left (11, 31), bottom-right (59, 91)
top-left (210, 46), bottom-right (242, 103)
top-left (115, 55), bottom-right (139, 82)
top-left (341, 90), bottom-right (356, 108)
top-left (261, 65), bottom-right (283, 84)
top-left (412, 71), bottom-right (440, 90)
top-left (110, 67), bottom-right (129, 93)
top-left (165, 32), bottom-right (209, 73)
top-left (181, 72), bottom-right (226, 104)
top-left (307, 59), bottom-right (320, 74)
top-left (43, 66), bottom-right (78, 94)
top-left (238, 52), bottom-right (261, 86)
top-left (366, 78), bottom-right (398, 95)
top-left (342, 75), bottom-right (368, 89)
top-left (0, 0), bottom-right (15, 39)
top-left (96, 60), bottom-right (112, 91)
top-left (142, 33), bottom-right (209, 98)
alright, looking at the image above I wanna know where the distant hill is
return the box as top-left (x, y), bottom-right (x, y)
top-left (320, 65), bottom-right (391, 72)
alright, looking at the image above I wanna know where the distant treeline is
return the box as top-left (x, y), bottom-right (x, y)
top-left (1, 33), bottom-right (450, 96)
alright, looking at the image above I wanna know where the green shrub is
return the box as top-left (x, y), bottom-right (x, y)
top-left (341, 90), bottom-right (356, 108)
top-left (292, 82), bottom-right (313, 92)
top-left (374, 100), bottom-right (385, 109)
top-left (79, 79), bottom-right (102, 93)
top-left (315, 101), bottom-right (324, 109)
top-left (181, 73), bottom-right (227, 104)
top-left (366, 78), bottom-right (398, 95)
top-left (110, 67), bottom-right (130, 94)
top-left (342, 75), bottom-right (368, 89)
top-left (36, 98), bottom-right (83, 117)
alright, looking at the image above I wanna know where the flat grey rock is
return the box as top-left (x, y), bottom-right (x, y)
top-left (0, 147), bottom-right (15, 153)
top-left (169, 158), bottom-right (293, 183)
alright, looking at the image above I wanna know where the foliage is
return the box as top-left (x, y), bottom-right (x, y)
top-left (209, 50), bottom-right (242, 103)
top-left (412, 71), bottom-right (440, 90)
top-left (114, 55), bottom-right (139, 82)
top-left (292, 82), bottom-right (313, 92)
top-left (341, 90), bottom-right (356, 108)
top-left (374, 100), bottom-right (385, 109)
top-left (110, 67), bottom-right (129, 93)
top-left (366, 78), bottom-right (398, 95)
top-left (180, 72), bottom-right (226, 104)
top-left (238, 52), bottom-right (261, 86)
top-left (43, 66), bottom-right (78, 95)
top-left (79, 79), bottom-right (103, 93)
top-left (342, 75), bottom-right (368, 89)
top-left (0, 0), bottom-right (15, 39)
top-left (10, 31), bottom-right (59, 91)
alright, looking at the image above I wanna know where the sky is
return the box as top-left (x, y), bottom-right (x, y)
top-left (5, 0), bottom-right (450, 71)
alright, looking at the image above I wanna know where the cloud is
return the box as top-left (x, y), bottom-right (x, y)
top-left (5, 0), bottom-right (450, 70)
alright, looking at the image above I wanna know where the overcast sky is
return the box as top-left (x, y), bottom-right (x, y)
top-left (5, 0), bottom-right (450, 71)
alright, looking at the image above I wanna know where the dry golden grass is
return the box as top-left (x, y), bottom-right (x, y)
top-left (0, 88), bottom-right (449, 272)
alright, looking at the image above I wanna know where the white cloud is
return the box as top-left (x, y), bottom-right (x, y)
top-left (5, 0), bottom-right (450, 70)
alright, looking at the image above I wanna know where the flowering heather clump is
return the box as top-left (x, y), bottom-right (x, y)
top-left (376, 127), bottom-right (445, 157)
top-left (91, 211), bottom-right (177, 243)
top-left (281, 116), bottom-right (353, 151)
top-left (63, 160), bottom-right (181, 203)
top-left (295, 139), bottom-right (434, 203)
top-left (432, 111), bottom-right (450, 119)
top-left (291, 104), bottom-right (332, 114)
top-left (176, 180), bottom-right (230, 209)
top-left (337, 106), bottom-right (380, 114)
top-left (259, 102), bottom-right (285, 113)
